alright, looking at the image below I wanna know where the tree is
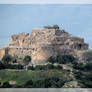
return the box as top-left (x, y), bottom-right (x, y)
top-left (46, 64), bottom-right (54, 69)
top-left (2, 54), bottom-right (12, 65)
top-left (84, 62), bottom-right (92, 71)
top-left (56, 54), bottom-right (63, 64)
top-left (56, 65), bottom-right (63, 70)
top-left (23, 55), bottom-right (31, 70)
top-left (13, 55), bottom-right (18, 63)
top-left (28, 66), bottom-right (35, 70)
top-left (53, 24), bottom-right (59, 29)
top-left (0, 82), bottom-right (12, 88)
top-left (56, 54), bottom-right (76, 64)
top-left (0, 61), bottom-right (5, 69)
top-left (48, 56), bottom-right (56, 64)
top-left (44, 25), bottom-right (53, 29)
top-left (23, 80), bottom-right (33, 88)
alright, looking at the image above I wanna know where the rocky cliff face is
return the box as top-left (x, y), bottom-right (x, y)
top-left (0, 27), bottom-right (90, 64)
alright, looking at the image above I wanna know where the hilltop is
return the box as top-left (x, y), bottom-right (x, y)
top-left (0, 25), bottom-right (92, 88)
top-left (0, 25), bottom-right (91, 65)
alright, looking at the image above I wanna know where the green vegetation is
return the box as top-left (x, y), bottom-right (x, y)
top-left (0, 69), bottom-right (71, 88)
top-left (48, 56), bottom-right (56, 64)
top-left (23, 76), bottom-right (66, 88)
top-left (57, 54), bottom-right (76, 64)
top-left (82, 51), bottom-right (92, 62)
top-left (23, 55), bottom-right (31, 65)
top-left (0, 61), bottom-right (5, 69)
top-left (23, 55), bottom-right (31, 70)
top-left (49, 54), bottom-right (76, 64)
top-left (72, 62), bottom-right (92, 88)
top-left (2, 54), bottom-right (12, 65)
top-left (73, 62), bottom-right (92, 71)
top-left (53, 24), bottom-right (59, 29)
top-left (44, 24), bottom-right (59, 29)
top-left (4, 64), bottom-right (24, 69)
top-left (28, 64), bottom-right (63, 71)
top-left (0, 81), bottom-right (12, 88)
top-left (0, 53), bottom-right (92, 88)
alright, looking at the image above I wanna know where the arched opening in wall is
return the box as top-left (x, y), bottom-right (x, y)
top-left (78, 44), bottom-right (82, 50)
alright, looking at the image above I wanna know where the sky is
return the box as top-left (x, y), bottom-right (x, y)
top-left (0, 4), bottom-right (92, 49)
top-left (0, 0), bottom-right (92, 4)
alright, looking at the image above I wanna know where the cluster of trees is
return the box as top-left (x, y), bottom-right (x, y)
top-left (22, 76), bottom-right (66, 88)
top-left (72, 62), bottom-right (92, 71)
top-left (44, 24), bottom-right (60, 30)
top-left (48, 54), bottom-right (76, 64)
top-left (0, 54), bottom-right (63, 71)
top-left (0, 54), bottom-right (31, 70)
top-left (28, 64), bottom-right (63, 70)
top-left (0, 81), bottom-right (12, 88)
top-left (73, 70), bottom-right (92, 88)
top-left (72, 61), bottom-right (92, 88)
top-left (0, 54), bottom-right (76, 70)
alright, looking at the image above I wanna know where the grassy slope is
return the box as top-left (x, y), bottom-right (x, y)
top-left (0, 69), bottom-right (71, 86)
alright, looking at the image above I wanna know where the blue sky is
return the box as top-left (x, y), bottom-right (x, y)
top-left (0, 4), bottom-right (92, 49)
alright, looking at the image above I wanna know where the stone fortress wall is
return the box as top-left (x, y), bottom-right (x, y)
top-left (0, 27), bottom-right (90, 65)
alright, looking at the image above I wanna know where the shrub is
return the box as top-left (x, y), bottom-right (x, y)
top-left (46, 64), bottom-right (55, 69)
top-left (28, 66), bottom-right (35, 70)
top-left (33, 80), bottom-right (45, 88)
top-left (35, 65), bottom-right (45, 70)
top-left (23, 56), bottom-right (31, 70)
top-left (0, 61), bottom-right (5, 69)
top-left (56, 54), bottom-right (75, 64)
top-left (85, 73), bottom-right (92, 81)
top-left (57, 78), bottom-right (66, 87)
top-left (56, 54), bottom-right (62, 64)
top-left (55, 65), bottom-right (63, 70)
top-left (73, 63), bottom-right (85, 70)
top-left (34, 64), bottom-right (55, 70)
top-left (4, 64), bottom-right (24, 69)
top-left (48, 56), bottom-right (56, 64)
top-left (73, 62), bottom-right (92, 71)
top-left (2, 54), bottom-right (12, 64)
top-left (23, 55), bottom-right (31, 65)
top-left (82, 51), bottom-right (92, 62)
top-left (28, 64), bottom-right (63, 70)
top-left (83, 80), bottom-right (92, 88)
top-left (73, 70), bottom-right (83, 80)
top-left (44, 25), bottom-right (59, 30)
top-left (23, 80), bottom-right (33, 88)
top-left (12, 55), bottom-right (18, 63)
top-left (82, 73), bottom-right (92, 88)
top-left (53, 24), bottom-right (59, 29)
top-left (84, 62), bottom-right (92, 71)
top-left (32, 77), bottom-right (61, 88)
top-left (75, 72), bottom-right (92, 88)
top-left (44, 25), bottom-right (53, 29)
top-left (0, 82), bottom-right (12, 88)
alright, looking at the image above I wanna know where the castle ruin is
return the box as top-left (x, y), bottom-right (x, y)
top-left (0, 27), bottom-right (90, 65)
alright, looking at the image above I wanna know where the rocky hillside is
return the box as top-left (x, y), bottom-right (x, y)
top-left (0, 25), bottom-right (91, 65)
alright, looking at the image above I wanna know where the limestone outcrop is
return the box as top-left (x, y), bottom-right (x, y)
top-left (0, 27), bottom-right (90, 64)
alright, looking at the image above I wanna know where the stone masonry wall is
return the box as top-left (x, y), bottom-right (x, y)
top-left (0, 28), bottom-right (89, 64)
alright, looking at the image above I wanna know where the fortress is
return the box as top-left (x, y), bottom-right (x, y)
top-left (0, 26), bottom-right (91, 65)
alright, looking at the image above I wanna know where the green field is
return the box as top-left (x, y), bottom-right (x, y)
top-left (0, 69), bottom-right (72, 87)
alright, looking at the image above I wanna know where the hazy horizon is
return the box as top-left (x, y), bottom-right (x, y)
top-left (0, 4), bottom-right (92, 49)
